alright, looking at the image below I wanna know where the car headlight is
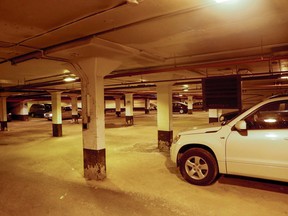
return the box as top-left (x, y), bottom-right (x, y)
top-left (172, 134), bottom-right (181, 144)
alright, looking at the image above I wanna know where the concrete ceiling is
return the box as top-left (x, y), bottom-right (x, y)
top-left (0, 0), bottom-right (288, 100)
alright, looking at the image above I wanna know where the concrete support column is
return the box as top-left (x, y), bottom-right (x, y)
top-left (157, 83), bottom-right (173, 151)
top-left (125, 93), bottom-right (134, 125)
top-left (187, 96), bottom-right (193, 114)
top-left (208, 109), bottom-right (222, 123)
top-left (115, 96), bottom-right (121, 117)
top-left (51, 92), bottom-right (62, 137)
top-left (70, 95), bottom-right (79, 123)
top-left (81, 82), bottom-right (89, 130)
top-left (0, 96), bottom-right (8, 131)
top-left (18, 101), bottom-right (29, 121)
top-left (144, 98), bottom-right (150, 114)
top-left (77, 57), bottom-right (121, 180)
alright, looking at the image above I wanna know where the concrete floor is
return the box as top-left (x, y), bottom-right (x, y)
top-left (0, 111), bottom-right (287, 216)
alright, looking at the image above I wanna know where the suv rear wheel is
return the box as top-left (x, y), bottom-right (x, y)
top-left (179, 148), bottom-right (218, 186)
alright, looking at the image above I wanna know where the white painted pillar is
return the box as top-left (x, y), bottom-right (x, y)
top-left (115, 96), bottom-right (121, 117)
top-left (0, 96), bottom-right (8, 131)
top-left (51, 91), bottom-right (63, 137)
top-left (18, 101), bottom-right (29, 121)
top-left (187, 96), bottom-right (193, 114)
top-left (125, 93), bottom-right (134, 125)
top-left (208, 109), bottom-right (222, 123)
top-left (77, 57), bottom-right (121, 180)
top-left (156, 83), bottom-right (173, 151)
top-left (70, 95), bottom-right (79, 123)
top-left (144, 98), bottom-right (150, 114)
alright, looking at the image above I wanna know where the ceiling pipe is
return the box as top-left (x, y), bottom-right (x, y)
top-left (3, 70), bottom-right (288, 93)
top-left (1, 1), bottom-right (216, 66)
top-left (106, 56), bottom-right (288, 78)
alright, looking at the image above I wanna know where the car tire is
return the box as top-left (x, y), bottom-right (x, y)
top-left (179, 148), bottom-right (218, 186)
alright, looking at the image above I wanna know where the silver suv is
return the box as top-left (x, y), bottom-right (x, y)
top-left (170, 96), bottom-right (288, 185)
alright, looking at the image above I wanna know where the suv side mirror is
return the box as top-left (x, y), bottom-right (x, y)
top-left (235, 120), bottom-right (247, 131)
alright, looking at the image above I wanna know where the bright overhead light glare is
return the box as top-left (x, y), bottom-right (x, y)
top-left (215, 0), bottom-right (235, 3)
top-left (280, 76), bottom-right (288, 79)
top-left (63, 69), bottom-right (70, 74)
top-left (64, 76), bottom-right (76, 82)
top-left (264, 118), bottom-right (277, 123)
top-left (127, 0), bottom-right (139, 4)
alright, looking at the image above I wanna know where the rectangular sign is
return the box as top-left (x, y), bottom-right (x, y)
top-left (202, 75), bottom-right (242, 109)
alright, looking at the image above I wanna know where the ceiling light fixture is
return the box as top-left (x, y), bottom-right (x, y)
top-left (64, 76), bottom-right (76, 82)
top-left (214, 0), bottom-right (235, 3)
top-left (280, 76), bottom-right (288, 79)
top-left (63, 74), bottom-right (77, 82)
top-left (127, 0), bottom-right (139, 5)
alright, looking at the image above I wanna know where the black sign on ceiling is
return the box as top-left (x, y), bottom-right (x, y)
top-left (202, 75), bottom-right (242, 110)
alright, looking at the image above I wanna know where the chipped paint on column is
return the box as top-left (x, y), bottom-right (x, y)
top-left (158, 130), bottom-right (173, 152)
top-left (83, 148), bottom-right (106, 180)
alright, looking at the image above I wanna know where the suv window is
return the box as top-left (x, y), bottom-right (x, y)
top-left (245, 100), bottom-right (288, 129)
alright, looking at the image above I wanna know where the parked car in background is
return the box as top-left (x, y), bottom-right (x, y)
top-left (193, 101), bottom-right (203, 110)
top-left (44, 106), bottom-right (81, 120)
top-left (173, 102), bottom-right (188, 114)
top-left (29, 104), bottom-right (52, 117)
top-left (170, 95), bottom-right (288, 186)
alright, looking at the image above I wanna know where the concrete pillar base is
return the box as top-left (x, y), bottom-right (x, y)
top-left (125, 116), bottom-right (134, 125)
top-left (209, 117), bottom-right (218, 123)
top-left (188, 109), bottom-right (193, 114)
top-left (82, 123), bottom-right (88, 130)
top-left (158, 130), bottom-right (173, 152)
top-left (0, 121), bottom-right (8, 131)
top-left (83, 148), bottom-right (106, 180)
top-left (115, 111), bottom-right (121, 117)
top-left (52, 124), bottom-right (62, 137)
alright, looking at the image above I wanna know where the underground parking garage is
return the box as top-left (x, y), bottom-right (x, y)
top-left (1, 0), bottom-right (288, 215)
top-left (1, 110), bottom-right (288, 215)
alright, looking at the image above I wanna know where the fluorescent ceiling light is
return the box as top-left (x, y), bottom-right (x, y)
top-left (215, 0), bottom-right (234, 3)
top-left (280, 76), bottom-right (288, 79)
top-left (64, 76), bottom-right (76, 82)
top-left (264, 118), bottom-right (277, 123)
